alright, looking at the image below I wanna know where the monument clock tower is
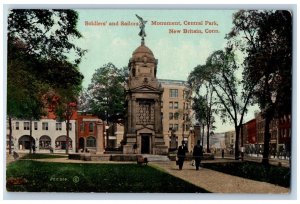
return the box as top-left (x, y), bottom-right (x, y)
top-left (123, 15), bottom-right (168, 155)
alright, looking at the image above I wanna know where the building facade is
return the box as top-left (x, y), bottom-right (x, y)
top-left (238, 112), bottom-right (291, 156)
top-left (253, 113), bottom-right (291, 156)
top-left (8, 118), bottom-right (76, 153)
top-left (7, 111), bottom-right (106, 154)
top-left (159, 79), bottom-right (193, 151)
top-left (76, 112), bottom-right (105, 153)
top-left (224, 130), bottom-right (235, 154)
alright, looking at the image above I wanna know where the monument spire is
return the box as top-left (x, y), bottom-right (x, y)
top-left (135, 14), bottom-right (147, 45)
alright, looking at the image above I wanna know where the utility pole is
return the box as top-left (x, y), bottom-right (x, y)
top-left (8, 117), bottom-right (12, 155)
top-left (241, 123), bottom-right (244, 161)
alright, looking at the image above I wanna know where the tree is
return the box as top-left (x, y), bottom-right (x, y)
top-left (227, 10), bottom-right (292, 164)
top-left (80, 63), bottom-right (128, 123)
top-left (78, 63), bottom-right (128, 147)
top-left (7, 9), bottom-right (85, 154)
top-left (42, 61), bottom-right (83, 154)
top-left (206, 50), bottom-right (255, 160)
top-left (189, 49), bottom-right (254, 159)
top-left (7, 43), bottom-right (47, 154)
top-left (188, 65), bottom-right (217, 153)
top-left (8, 9), bottom-right (86, 65)
top-left (192, 95), bottom-right (216, 152)
top-left (54, 99), bottom-right (78, 155)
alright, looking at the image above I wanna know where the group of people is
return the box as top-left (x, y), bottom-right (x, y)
top-left (176, 140), bottom-right (203, 171)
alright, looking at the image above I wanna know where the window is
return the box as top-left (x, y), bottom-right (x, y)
top-left (16, 122), bottom-right (19, 130)
top-left (169, 102), bottom-right (173, 109)
top-left (186, 124), bottom-right (189, 132)
top-left (55, 136), bottom-right (72, 150)
top-left (39, 135), bottom-right (51, 149)
top-left (89, 123), bottom-right (94, 132)
top-left (34, 122), bottom-right (38, 130)
top-left (56, 123), bottom-right (62, 131)
top-left (24, 122), bottom-right (30, 130)
top-left (42, 122), bottom-right (48, 130)
top-left (68, 123), bottom-right (72, 131)
top-left (174, 124), bottom-right (179, 131)
top-left (185, 114), bottom-right (189, 121)
top-left (184, 91), bottom-right (189, 99)
top-left (169, 89), bottom-right (178, 98)
top-left (80, 123), bottom-right (84, 132)
top-left (169, 124), bottom-right (173, 131)
top-left (87, 137), bottom-right (96, 147)
top-left (174, 102), bottom-right (178, 109)
top-left (169, 113), bottom-right (173, 120)
top-left (174, 112), bottom-right (179, 120)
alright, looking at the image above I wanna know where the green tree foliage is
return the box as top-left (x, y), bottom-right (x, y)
top-left (189, 50), bottom-right (254, 159)
top-left (7, 9), bottom-right (85, 119)
top-left (79, 63), bottom-right (128, 123)
top-left (7, 9), bottom-right (85, 154)
top-left (207, 50), bottom-right (254, 159)
top-left (8, 9), bottom-right (86, 65)
top-left (189, 65), bottom-right (217, 153)
top-left (191, 94), bottom-right (216, 152)
top-left (227, 10), bottom-right (292, 164)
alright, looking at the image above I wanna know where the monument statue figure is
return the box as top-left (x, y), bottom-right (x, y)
top-left (136, 14), bottom-right (147, 39)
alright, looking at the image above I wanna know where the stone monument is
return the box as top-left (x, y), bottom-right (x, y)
top-left (123, 15), bottom-right (168, 155)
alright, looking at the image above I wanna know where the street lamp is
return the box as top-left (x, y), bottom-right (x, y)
top-left (200, 119), bottom-right (205, 147)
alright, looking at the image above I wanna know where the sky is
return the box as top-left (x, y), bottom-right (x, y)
top-left (75, 9), bottom-right (234, 86)
top-left (73, 9), bottom-right (259, 133)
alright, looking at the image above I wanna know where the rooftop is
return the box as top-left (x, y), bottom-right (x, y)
top-left (158, 79), bottom-right (187, 86)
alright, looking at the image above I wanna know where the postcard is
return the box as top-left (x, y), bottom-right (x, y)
top-left (5, 7), bottom-right (293, 198)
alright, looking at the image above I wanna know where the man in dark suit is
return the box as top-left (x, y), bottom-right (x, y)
top-left (193, 140), bottom-right (203, 170)
top-left (177, 141), bottom-right (188, 170)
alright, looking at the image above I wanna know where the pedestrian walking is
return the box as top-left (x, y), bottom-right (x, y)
top-left (221, 149), bottom-right (225, 158)
top-left (192, 140), bottom-right (203, 170)
top-left (32, 144), bottom-right (36, 154)
top-left (177, 141), bottom-right (188, 170)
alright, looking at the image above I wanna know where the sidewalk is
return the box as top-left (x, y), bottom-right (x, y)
top-left (151, 161), bottom-right (290, 194)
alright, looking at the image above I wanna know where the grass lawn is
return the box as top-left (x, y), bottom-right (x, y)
top-left (202, 161), bottom-right (290, 188)
top-left (21, 153), bottom-right (68, 160)
top-left (7, 160), bottom-right (210, 193)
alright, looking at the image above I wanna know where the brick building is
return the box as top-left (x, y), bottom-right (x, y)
top-left (76, 112), bottom-right (105, 152)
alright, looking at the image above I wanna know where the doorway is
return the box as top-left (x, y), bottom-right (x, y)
top-left (79, 137), bottom-right (85, 150)
top-left (141, 134), bottom-right (151, 154)
top-left (18, 135), bottom-right (35, 150)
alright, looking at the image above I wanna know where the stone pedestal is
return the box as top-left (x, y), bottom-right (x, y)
top-left (194, 124), bottom-right (201, 145)
top-left (123, 144), bottom-right (135, 154)
top-left (123, 133), bottom-right (137, 154)
top-left (96, 120), bottom-right (104, 154)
